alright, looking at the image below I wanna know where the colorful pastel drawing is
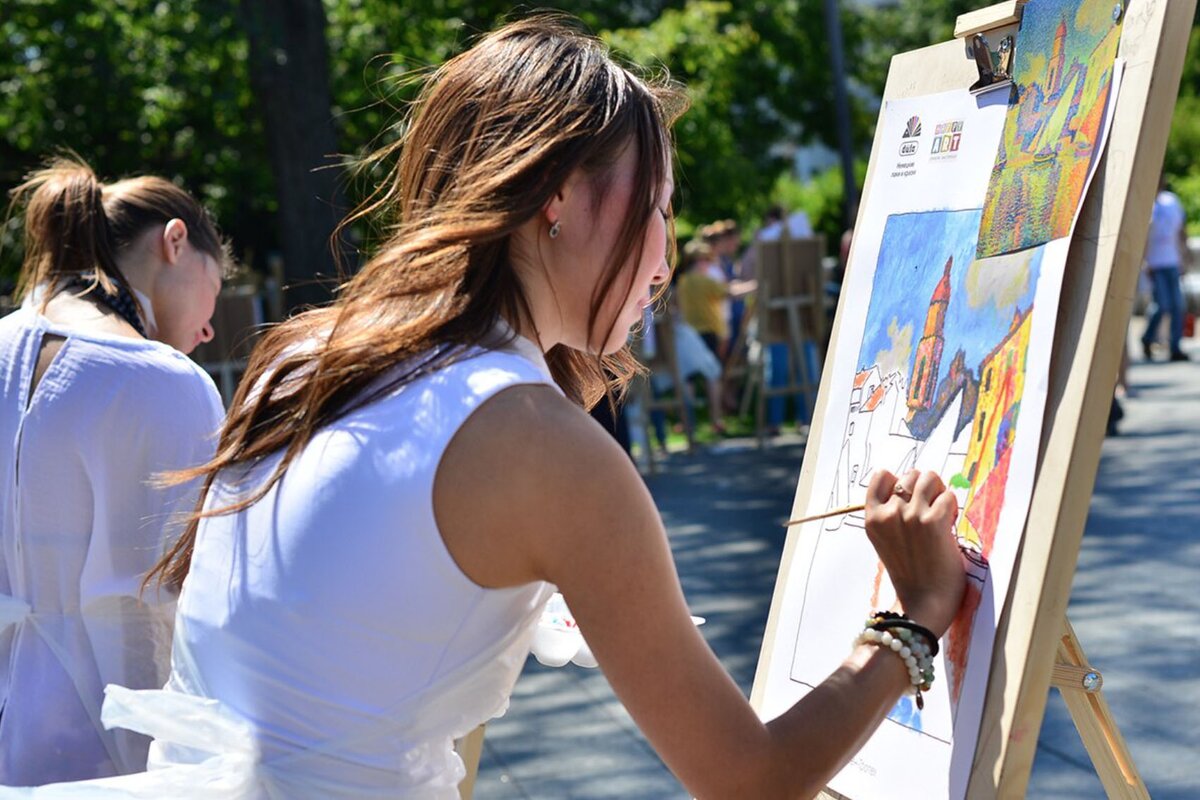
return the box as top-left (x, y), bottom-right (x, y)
top-left (976, 0), bottom-right (1122, 257)
top-left (789, 210), bottom-right (1045, 738)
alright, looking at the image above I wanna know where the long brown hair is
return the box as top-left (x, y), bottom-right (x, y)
top-left (147, 16), bottom-right (687, 589)
top-left (9, 154), bottom-right (228, 315)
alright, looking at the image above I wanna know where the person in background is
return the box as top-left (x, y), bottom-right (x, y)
top-left (1140, 175), bottom-right (1192, 362)
top-left (644, 285), bottom-right (728, 439)
top-left (0, 157), bottom-right (227, 784)
top-left (703, 220), bottom-right (745, 361)
top-left (758, 204), bottom-right (813, 242)
top-left (589, 389), bottom-right (632, 454)
top-left (676, 239), bottom-right (756, 361)
top-left (675, 241), bottom-right (735, 433)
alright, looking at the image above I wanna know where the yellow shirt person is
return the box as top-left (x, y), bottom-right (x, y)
top-left (678, 268), bottom-right (729, 343)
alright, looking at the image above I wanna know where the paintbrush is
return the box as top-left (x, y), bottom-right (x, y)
top-left (784, 503), bottom-right (866, 527)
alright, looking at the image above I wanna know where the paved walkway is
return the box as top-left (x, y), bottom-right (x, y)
top-left (474, 330), bottom-right (1199, 799)
top-left (1026, 332), bottom-right (1200, 799)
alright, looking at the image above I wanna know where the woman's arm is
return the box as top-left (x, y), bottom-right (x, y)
top-left (435, 384), bottom-right (964, 799)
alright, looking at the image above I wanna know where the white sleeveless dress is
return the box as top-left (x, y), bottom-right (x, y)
top-left (0, 333), bottom-right (558, 798)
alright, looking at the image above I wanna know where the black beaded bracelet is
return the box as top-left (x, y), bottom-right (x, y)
top-left (867, 612), bottom-right (940, 657)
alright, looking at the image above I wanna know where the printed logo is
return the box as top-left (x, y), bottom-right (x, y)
top-left (930, 120), bottom-right (964, 156)
top-left (893, 115), bottom-right (921, 177)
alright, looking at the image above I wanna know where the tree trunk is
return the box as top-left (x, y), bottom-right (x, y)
top-left (822, 0), bottom-right (859, 230)
top-left (239, 0), bottom-right (346, 312)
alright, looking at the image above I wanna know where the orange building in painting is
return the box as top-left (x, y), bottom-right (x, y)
top-left (1046, 16), bottom-right (1068, 96)
top-left (907, 256), bottom-right (952, 416)
top-left (956, 307), bottom-right (1033, 552)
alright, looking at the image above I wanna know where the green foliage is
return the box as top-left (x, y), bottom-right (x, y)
top-left (851, 0), bottom-right (979, 99)
top-left (1166, 27), bottom-right (1200, 235)
top-left (0, 0), bottom-right (273, 284)
top-left (604, 2), bottom-right (773, 227)
top-left (606, 0), bottom-right (880, 229)
top-left (7, 0), bottom-right (1069, 288)
top-left (769, 161), bottom-right (867, 243)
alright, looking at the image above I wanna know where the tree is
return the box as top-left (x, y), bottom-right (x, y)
top-left (239, 0), bottom-right (347, 309)
top-left (1, 0), bottom-right (917, 292)
top-left (1164, 21), bottom-right (1200, 234)
top-left (0, 1), bottom-right (275, 287)
top-left (604, 0), bottom-right (878, 229)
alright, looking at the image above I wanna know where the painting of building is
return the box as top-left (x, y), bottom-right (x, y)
top-left (941, 306), bottom-right (1034, 706)
top-left (908, 257), bottom-right (952, 415)
top-left (791, 209), bottom-right (1047, 734)
top-left (828, 368), bottom-right (914, 530)
top-left (977, 0), bottom-right (1122, 257)
top-left (956, 308), bottom-right (1034, 553)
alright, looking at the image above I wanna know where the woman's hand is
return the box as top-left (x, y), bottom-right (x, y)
top-left (864, 469), bottom-right (967, 638)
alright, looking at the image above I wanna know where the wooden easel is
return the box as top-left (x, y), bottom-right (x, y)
top-left (457, 725), bottom-right (486, 799)
top-left (748, 233), bottom-right (828, 447)
top-left (751, 0), bottom-right (1195, 797)
top-left (632, 301), bottom-right (695, 472)
top-left (1050, 620), bottom-right (1146, 797)
top-left (721, 287), bottom-right (757, 419)
top-left (815, 615), bottom-right (1148, 800)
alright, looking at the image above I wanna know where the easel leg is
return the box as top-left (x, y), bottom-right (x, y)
top-left (1050, 619), bottom-right (1148, 799)
top-left (456, 723), bottom-right (486, 799)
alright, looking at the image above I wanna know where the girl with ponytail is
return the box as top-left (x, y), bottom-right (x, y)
top-left (0, 157), bottom-right (227, 784)
top-left (5, 16), bottom-right (964, 799)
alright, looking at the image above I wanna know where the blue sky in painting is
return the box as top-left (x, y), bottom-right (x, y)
top-left (857, 209), bottom-right (1042, 387)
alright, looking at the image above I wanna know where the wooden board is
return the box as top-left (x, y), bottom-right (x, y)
top-left (954, 1), bottom-right (1026, 39)
top-left (750, 0), bottom-right (1195, 796)
top-left (757, 235), bottom-right (826, 344)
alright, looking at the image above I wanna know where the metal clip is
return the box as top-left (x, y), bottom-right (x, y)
top-left (969, 34), bottom-right (1015, 95)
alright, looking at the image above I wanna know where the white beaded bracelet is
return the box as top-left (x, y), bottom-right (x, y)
top-left (854, 626), bottom-right (936, 709)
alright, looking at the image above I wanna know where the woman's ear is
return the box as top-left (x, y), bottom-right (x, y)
top-left (542, 188), bottom-right (566, 230)
top-left (543, 171), bottom-right (581, 231)
top-left (161, 219), bottom-right (189, 265)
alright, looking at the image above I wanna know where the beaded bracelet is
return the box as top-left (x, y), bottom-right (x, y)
top-left (867, 611), bottom-right (940, 657)
top-left (854, 612), bottom-right (938, 709)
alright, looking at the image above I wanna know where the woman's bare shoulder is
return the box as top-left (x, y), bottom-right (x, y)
top-left (433, 382), bottom-right (646, 588)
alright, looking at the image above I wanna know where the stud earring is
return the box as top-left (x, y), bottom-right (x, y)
top-left (549, 220), bottom-right (561, 239)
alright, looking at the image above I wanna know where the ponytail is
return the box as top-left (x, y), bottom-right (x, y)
top-left (8, 153), bottom-right (229, 308)
top-left (10, 156), bottom-right (132, 306)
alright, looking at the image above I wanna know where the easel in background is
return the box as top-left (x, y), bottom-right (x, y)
top-left (748, 233), bottom-right (827, 447)
top-left (751, 0), bottom-right (1193, 797)
top-left (721, 290), bottom-right (756, 419)
top-left (632, 303), bottom-right (695, 473)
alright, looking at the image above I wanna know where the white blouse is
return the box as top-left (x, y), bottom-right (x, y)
top-left (0, 308), bottom-right (224, 785)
